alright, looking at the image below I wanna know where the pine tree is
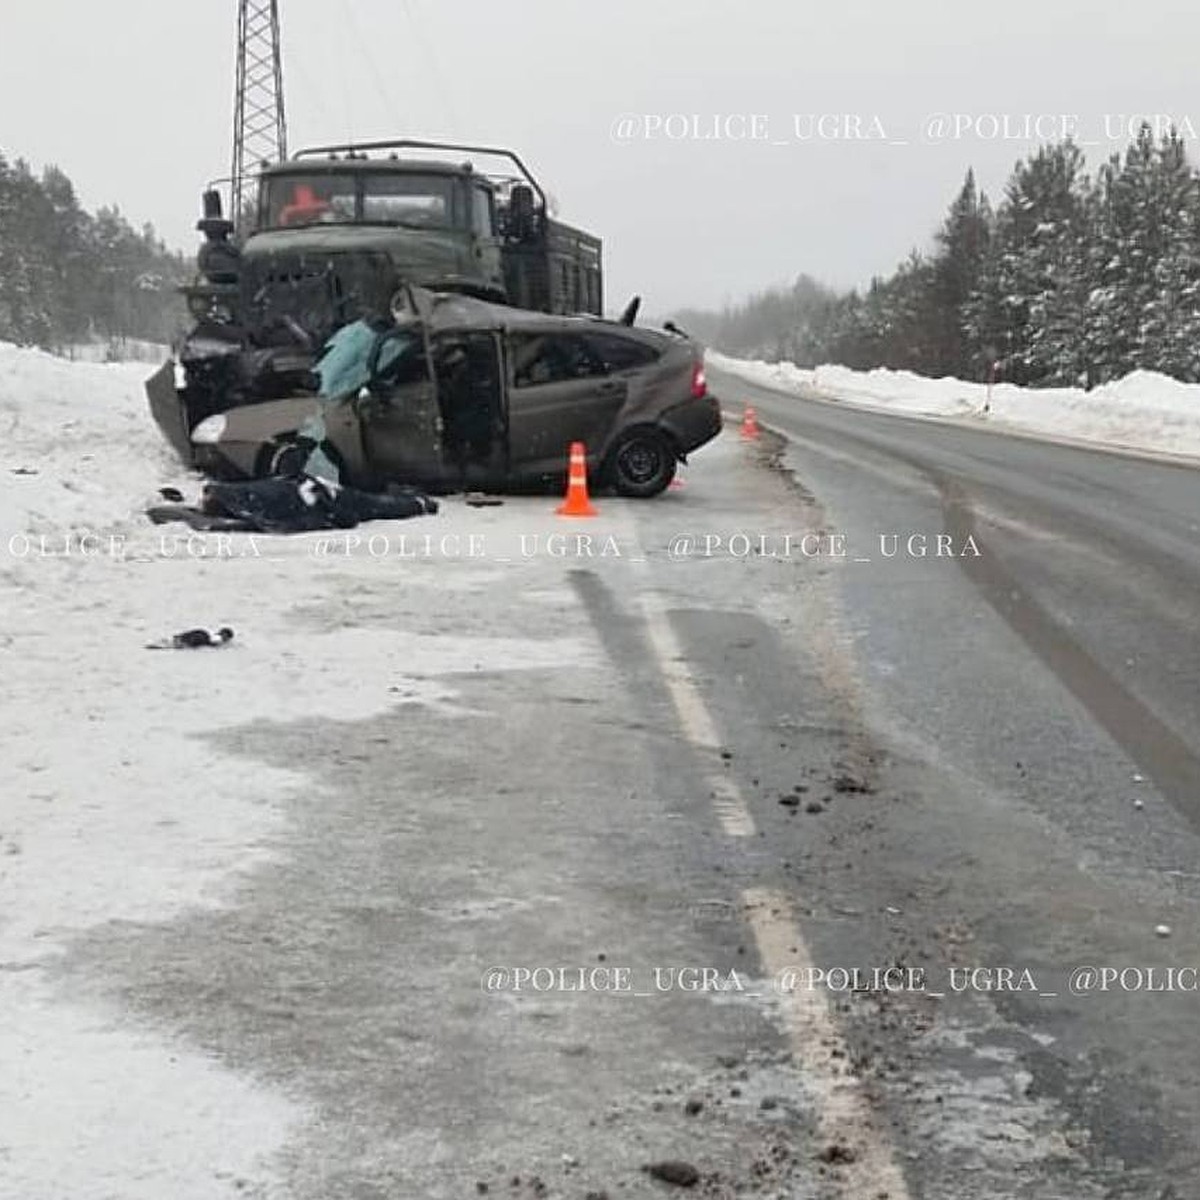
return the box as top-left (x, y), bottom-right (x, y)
top-left (0, 148), bottom-right (189, 351)
top-left (930, 169), bottom-right (992, 376)
top-left (964, 143), bottom-right (1090, 385)
top-left (684, 125), bottom-right (1200, 388)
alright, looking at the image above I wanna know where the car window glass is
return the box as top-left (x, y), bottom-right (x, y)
top-left (511, 334), bottom-right (607, 387)
top-left (586, 333), bottom-right (660, 371)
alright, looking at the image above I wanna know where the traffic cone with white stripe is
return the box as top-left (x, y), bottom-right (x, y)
top-left (740, 406), bottom-right (760, 440)
top-left (556, 441), bottom-right (598, 517)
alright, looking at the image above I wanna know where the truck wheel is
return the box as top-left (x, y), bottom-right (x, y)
top-left (608, 429), bottom-right (677, 498)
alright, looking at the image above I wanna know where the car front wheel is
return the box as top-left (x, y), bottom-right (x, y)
top-left (608, 429), bottom-right (677, 498)
top-left (256, 435), bottom-right (309, 479)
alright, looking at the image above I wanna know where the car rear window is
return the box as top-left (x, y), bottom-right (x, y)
top-left (585, 332), bottom-right (661, 371)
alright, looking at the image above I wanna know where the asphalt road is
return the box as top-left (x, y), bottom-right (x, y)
top-left (705, 366), bottom-right (1200, 1195)
top-left (40, 380), bottom-right (1200, 1200)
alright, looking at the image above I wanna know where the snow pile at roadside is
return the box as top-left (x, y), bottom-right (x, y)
top-left (0, 341), bottom-right (178, 540)
top-left (708, 351), bottom-right (1200, 459)
top-left (0, 342), bottom-right (307, 1197)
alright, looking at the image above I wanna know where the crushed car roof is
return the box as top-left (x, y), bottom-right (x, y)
top-left (408, 289), bottom-right (674, 343)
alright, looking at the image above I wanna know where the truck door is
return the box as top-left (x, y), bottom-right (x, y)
top-left (505, 331), bottom-right (628, 478)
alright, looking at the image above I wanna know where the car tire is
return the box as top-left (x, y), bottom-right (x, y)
top-left (607, 428), bottom-right (677, 498)
top-left (256, 436), bottom-right (309, 479)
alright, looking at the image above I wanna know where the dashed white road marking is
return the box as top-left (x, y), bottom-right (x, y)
top-left (613, 515), bottom-right (908, 1195)
top-left (745, 887), bottom-right (913, 1199)
top-left (707, 774), bottom-right (758, 840)
top-left (635, 581), bottom-right (908, 1188)
top-left (637, 590), bottom-right (757, 838)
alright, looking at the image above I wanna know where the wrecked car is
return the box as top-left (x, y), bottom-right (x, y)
top-left (152, 289), bottom-right (720, 498)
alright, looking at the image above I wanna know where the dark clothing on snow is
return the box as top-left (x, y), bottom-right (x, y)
top-left (147, 475), bottom-right (438, 534)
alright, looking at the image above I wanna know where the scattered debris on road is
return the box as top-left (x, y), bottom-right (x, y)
top-left (643, 1160), bottom-right (700, 1187)
top-left (832, 767), bottom-right (873, 794)
top-left (145, 627), bottom-right (235, 650)
top-left (816, 1141), bottom-right (858, 1165)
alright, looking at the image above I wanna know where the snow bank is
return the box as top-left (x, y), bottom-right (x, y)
top-left (0, 342), bottom-right (178, 540)
top-left (708, 351), bottom-right (1200, 460)
top-left (0, 341), bottom-right (600, 1196)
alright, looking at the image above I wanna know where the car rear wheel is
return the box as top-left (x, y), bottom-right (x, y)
top-left (608, 429), bottom-right (677, 498)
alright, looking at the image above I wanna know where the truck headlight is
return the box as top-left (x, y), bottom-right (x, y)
top-left (192, 414), bottom-right (228, 445)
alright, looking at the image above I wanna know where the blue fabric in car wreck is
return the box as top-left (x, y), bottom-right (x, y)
top-left (316, 320), bottom-right (413, 400)
top-left (148, 476), bottom-right (438, 534)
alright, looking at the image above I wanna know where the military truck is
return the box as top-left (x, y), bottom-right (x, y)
top-left (151, 139), bottom-right (604, 461)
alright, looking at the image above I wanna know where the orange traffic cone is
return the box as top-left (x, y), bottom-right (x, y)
top-left (556, 441), bottom-right (598, 516)
top-left (740, 406), bottom-right (760, 440)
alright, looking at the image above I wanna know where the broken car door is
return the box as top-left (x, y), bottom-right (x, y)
top-left (357, 327), bottom-right (444, 487)
top-left (431, 330), bottom-right (506, 487)
top-left (504, 331), bottom-right (628, 478)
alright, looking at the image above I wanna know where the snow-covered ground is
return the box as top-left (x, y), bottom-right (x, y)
top-left (709, 351), bottom-right (1200, 460)
top-left (0, 342), bottom-right (602, 1197)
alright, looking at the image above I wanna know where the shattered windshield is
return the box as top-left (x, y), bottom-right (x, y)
top-left (265, 174), bottom-right (357, 227)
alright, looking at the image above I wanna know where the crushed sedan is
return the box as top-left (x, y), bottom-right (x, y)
top-left (148, 289), bottom-right (721, 498)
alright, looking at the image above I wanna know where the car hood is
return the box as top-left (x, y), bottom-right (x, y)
top-left (216, 393), bottom-right (327, 444)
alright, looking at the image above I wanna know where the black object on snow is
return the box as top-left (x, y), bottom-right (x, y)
top-left (145, 504), bottom-right (257, 532)
top-left (146, 627), bottom-right (235, 651)
top-left (146, 475), bottom-right (438, 534)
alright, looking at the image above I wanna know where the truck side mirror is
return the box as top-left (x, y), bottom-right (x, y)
top-left (509, 185), bottom-right (536, 242)
top-left (198, 188), bottom-right (236, 245)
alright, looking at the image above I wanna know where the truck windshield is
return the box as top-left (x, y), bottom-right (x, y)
top-left (361, 175), bottom-right (456, 229)
top-left (266, 175), bottom-right (357, 227)
top-left (262, 172), bottom-right (460, 230)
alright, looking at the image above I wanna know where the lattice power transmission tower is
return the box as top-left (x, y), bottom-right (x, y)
top-left (231, 0), bottom-right (288, 232)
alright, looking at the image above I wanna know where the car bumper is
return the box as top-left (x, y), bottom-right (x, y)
top-left (657, 393), bottom-right (722, 457)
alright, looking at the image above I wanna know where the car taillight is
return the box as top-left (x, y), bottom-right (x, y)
top-left (691, 362), bottom-right (707, 398)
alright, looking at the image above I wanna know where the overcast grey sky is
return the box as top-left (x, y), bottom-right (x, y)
top-left (3, 0), bottom-right (1197, 311)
